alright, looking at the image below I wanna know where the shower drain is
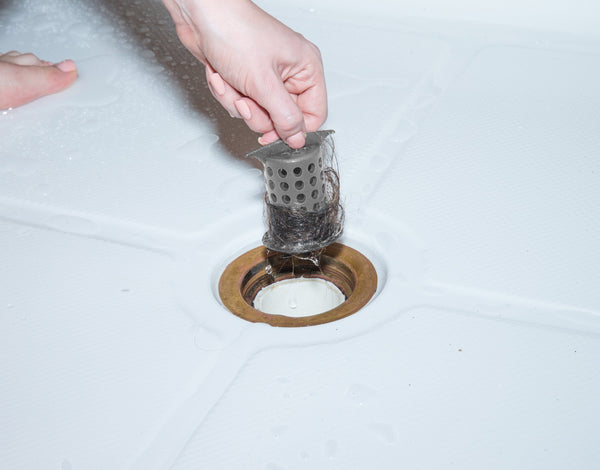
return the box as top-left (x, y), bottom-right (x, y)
top-left (219, 243), bottom-right (377, 327)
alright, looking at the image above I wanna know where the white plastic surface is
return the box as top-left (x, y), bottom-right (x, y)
top-left (254, 278), bottom-right (345, 316)
top-left (1, 1), bottom-right (600, 469)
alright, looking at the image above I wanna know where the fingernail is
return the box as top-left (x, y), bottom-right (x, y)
top-left (286, 131), bottom-right (306, 149)
top-left (209, 73), bottom-right (225, 96)
top-left (55, 60), bottom-right (77, 73)
top-left (258, 136), bottom-right (265, 145)
top-left (234, 100), bottom-right (252, 120)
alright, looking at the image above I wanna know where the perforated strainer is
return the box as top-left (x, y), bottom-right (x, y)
top-left (246, 130), bottom-right (343, 254)
top-left (247, 130), bottom-right (333, 212)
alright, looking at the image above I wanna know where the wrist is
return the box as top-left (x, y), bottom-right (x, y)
top-left (175, 0), bottom-right (256, 27)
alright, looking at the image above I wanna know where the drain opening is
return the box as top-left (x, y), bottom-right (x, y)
top-left (253, 278), bottom-right (345, 317)
top-left (219, 243), bottom-right (377, 327)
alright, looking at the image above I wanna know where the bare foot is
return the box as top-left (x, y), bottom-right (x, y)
top-left (0, 51), bottom-right (77, 109)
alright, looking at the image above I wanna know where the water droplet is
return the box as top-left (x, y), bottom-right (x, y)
top-left (345, 383), bottom-right (376, 406)
top-left (374, 232), bottom-right (399, 253)
top-left (46, 215), bottom-right (98, 235)
top-left (325, 439), bottom-right (338, 458)
top-left (175, 134), bottom-right (219, 161)
top-left (271, 425), bottom-right (288, 439)
top-left (0, 155), bottom-right (39, 176)
top-left (32, 15), bottom-right (58, 32)
top-left (265, 463), bottom-right (284, 470)
top-left (288, 291), bottom-right (297, 310)
top-left (411, 92), bottom-right (438, 110)
top-left (81, 117), bottom-right (103, 133)
top-left (69, 22), bottom-right (92, 38)
top-left (393, 118), bottom-right (418, 143)
top-left (32, 183), bottom-right (52, 199)
top-left (369, 422), bottom-right (396, 444)
top-left (193, 326), bottom-right (225, 351)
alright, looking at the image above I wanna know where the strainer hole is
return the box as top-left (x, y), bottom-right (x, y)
top-left (311, 189), bottom-right (319, 199)
top-left (297, 193), bottom-right (306, 203)
top-left (280, 182), bottom-right (289, 191)
top-left (282, 195), bottom-right (291, 204)
top-left (268, 180), bottom-right (275, 190)
top-left (308, 163), bottom-right (315, 173)
top-left (270, 193), bottom-right (277, 203)
top-left (278, 168), bottom-right (287, 178)
top-left (266, 167), bottom-right (273, 177)
top-left (310, 176), bottom-right (317, 186)
top-left (295, 180), bottom-right (304, 190)
top-left (293, 167), bottom-right (302, 176)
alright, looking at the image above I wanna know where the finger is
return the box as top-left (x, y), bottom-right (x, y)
top-left (296, 79), bottom-right (328, 133)
top-left (233, 97), bottom-right (275, 134)
top-left (258, 130), bottom-right (280, 146)
top-left (249, 71), bottom-right (307, 148)
top-left (284, 45), bottom-right (327, 133)
top-left (206, 65), bottom-right (277, 134)
top-left (206, 69), bottom-right (242, 118)
top-left (205, 64), bottom-right (241, 118)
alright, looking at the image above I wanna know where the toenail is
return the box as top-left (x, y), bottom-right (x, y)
top-left (55, 60), bottom-right (77, 73)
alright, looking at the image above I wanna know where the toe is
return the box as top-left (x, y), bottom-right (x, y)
top-left (0, 61), bottom-right (77, 109)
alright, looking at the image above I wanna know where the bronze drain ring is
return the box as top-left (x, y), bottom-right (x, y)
top-left (218, 242), bottom-right (377, 327)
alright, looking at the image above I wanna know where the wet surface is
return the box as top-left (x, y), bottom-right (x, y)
top-left (1, 0), bottom-right (600, 469)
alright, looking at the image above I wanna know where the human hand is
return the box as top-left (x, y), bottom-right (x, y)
top-left (161, 0), bottom-right (327, 149)
top-left (0, 51), bottom-right (77, 109)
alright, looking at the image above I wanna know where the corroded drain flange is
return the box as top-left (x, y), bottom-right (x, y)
top-left (219, 243), bottom-right (377, 327)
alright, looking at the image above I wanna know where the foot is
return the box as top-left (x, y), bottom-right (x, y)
top-left (0, 51), bottom-right (77, 109)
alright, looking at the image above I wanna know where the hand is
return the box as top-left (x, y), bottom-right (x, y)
top-left (162, 0), bottom-right (327, 149)
top-left (0, 51), bottom-right (77, 109)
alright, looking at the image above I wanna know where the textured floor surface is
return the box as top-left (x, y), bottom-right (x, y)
top-left (1, 1), bottom-right (599, 469)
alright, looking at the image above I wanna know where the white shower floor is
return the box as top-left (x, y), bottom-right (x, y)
top-left (1, 1), bottom-right (599, 469)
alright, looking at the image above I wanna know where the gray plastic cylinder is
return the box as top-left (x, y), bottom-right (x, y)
top-left (247, 130), bottom-right (334, 212)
